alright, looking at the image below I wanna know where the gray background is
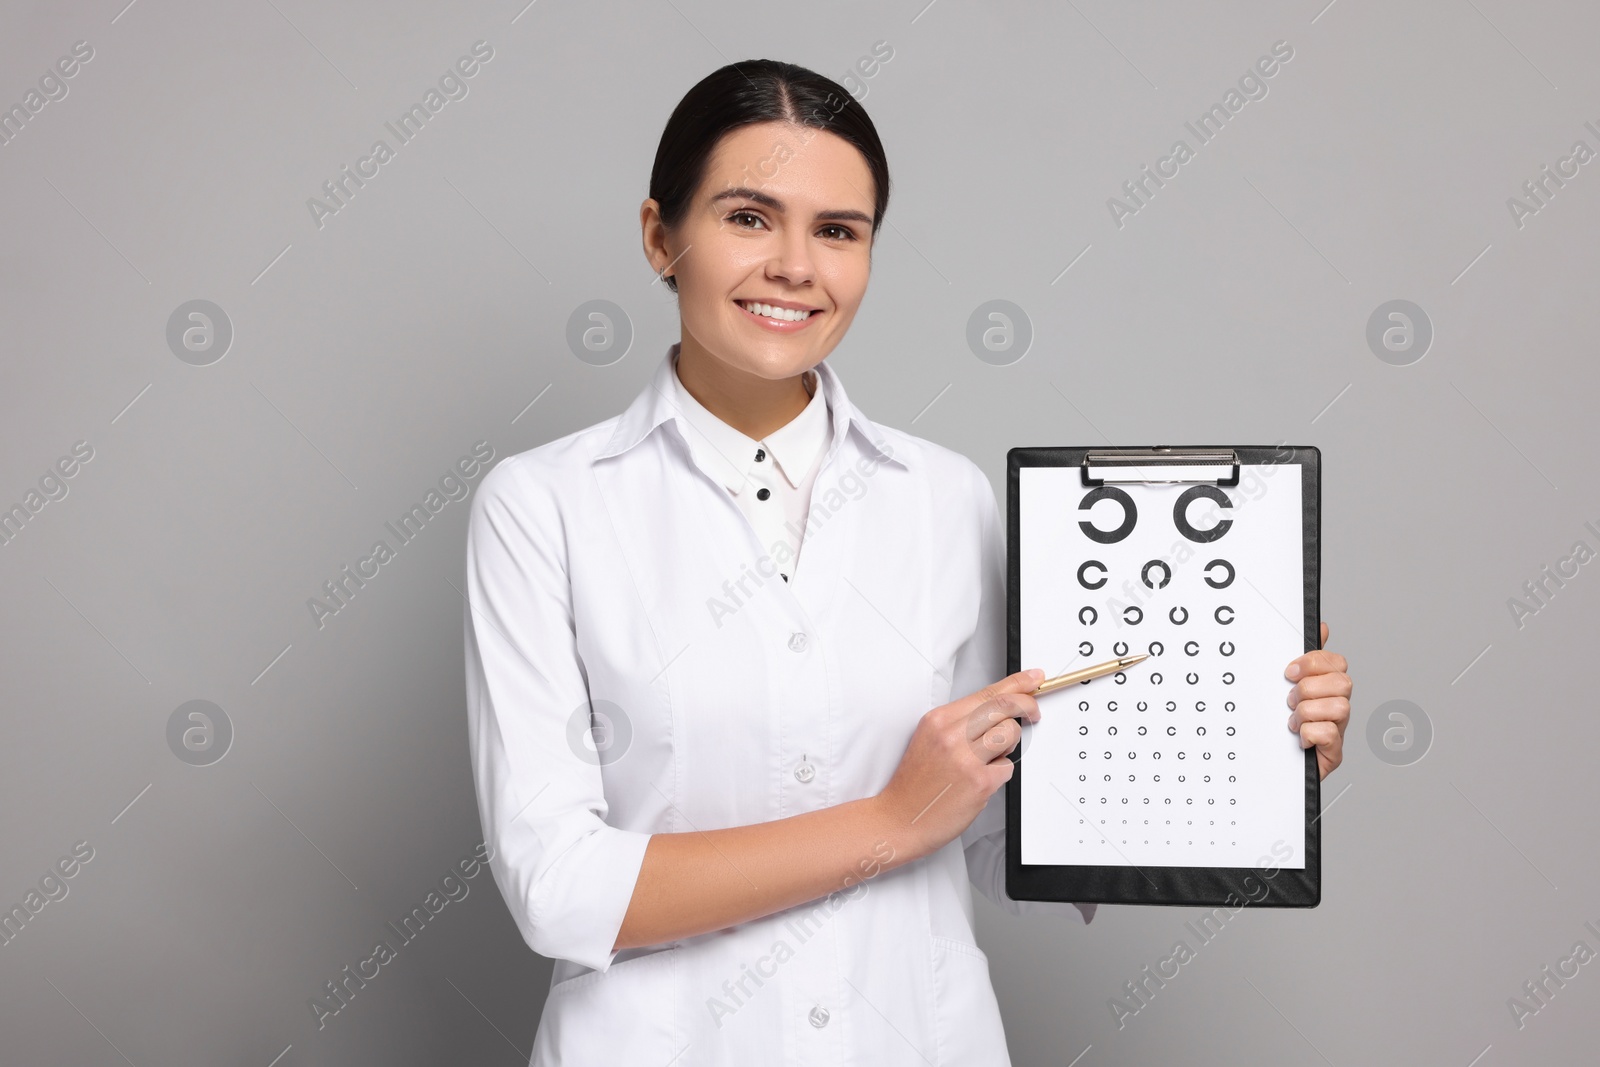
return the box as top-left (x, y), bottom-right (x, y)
top-left (1, 0), bottom-right (1595, 1064)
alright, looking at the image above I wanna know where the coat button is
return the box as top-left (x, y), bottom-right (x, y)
top-left (808, 1005), bottom-right (830, 1028)
top-left (757, 487), bottom-right (771, 500)
top-left (788, 632), bottom-right (808, 653)
top-left (794, 759), bottom-right (815, 783)
top-left (755, 448), bottom-right (766, 461)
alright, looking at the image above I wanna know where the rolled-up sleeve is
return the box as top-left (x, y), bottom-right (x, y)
top-left (463, 455), bottom-right (654, 972)
top-left (954, 464), bottom-right (1097, 926)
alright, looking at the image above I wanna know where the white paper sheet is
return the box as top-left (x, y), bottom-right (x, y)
top-left (1018, 463), bottom-right (1307, 869)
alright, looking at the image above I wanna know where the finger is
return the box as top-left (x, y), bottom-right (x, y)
top-left (1296, 720), bottom-right (1340, 751)
top-left (1308, 722), bottom-right (1344, 777)
top-left (1287, 695), bottom-right (1351, 732)
top-left (957, 669), bottom-right (1046, 718)
top-left (1285, 649), bottom-right (1347, 680)
top-left (988, 758), bottom-right (1016, 787)
top-left (1320, 621), bottom-right (1329, 648)
top-left (1286, 673), bottom-right (1352, 706)
top-left (1317, 741), bottom-right (1344, 779)
top-left (976, 717), bottom-right (1022, 759)
top-left (967, 693), bottom-right (1037, 742)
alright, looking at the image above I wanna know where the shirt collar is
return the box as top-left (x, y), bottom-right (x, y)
top-left (666, 348), bottom-right (830, 492)
top-left (595, 342), bottom-right (914, 481)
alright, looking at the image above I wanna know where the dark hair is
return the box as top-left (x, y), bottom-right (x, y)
top-left (649, 59), bottom-right (891, 293)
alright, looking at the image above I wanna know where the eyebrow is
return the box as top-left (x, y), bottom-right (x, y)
top-left (709, 186), bottom-right (873, 226)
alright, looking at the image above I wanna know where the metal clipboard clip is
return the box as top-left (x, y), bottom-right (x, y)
top-left (1080, 446), bottom-right (1241, 487)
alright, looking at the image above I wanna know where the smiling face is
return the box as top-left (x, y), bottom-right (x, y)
top-left (643, 120), bottom-right (877, 384)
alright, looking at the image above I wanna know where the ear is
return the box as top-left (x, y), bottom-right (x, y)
top-left (639, 198), bottom-right (671, 277)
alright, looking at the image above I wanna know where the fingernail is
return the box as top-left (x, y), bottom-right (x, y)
top-left (1028, 668), bottom-right (1045, 682)
top-left (1285, 662), bottom-right (1302, 680)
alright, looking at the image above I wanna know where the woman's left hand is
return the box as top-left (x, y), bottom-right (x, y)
top-left (1285, 621), bottom-right (1351, 780)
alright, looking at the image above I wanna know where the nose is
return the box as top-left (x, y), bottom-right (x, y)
top-left (767, 224), bottom-right (816, 287)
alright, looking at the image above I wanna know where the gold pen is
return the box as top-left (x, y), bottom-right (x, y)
top-left (1031, 653), bottom-right (1149, 695)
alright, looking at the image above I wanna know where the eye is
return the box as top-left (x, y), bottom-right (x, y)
top-left (819, 224), bottom-right (857, 241)
top-left (727, 209), bottom-right (766, 230)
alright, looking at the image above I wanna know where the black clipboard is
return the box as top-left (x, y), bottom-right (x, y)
top-left (1004, 445), bottom-right (1322, 908)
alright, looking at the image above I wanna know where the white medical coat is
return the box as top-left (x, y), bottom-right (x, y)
top-left (463, 345), bottom-right (1094, 1066)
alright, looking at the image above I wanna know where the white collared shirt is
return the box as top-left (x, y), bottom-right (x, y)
top-left (463, 345), bottom-right (1094, 1067)
top-left (663, 345), bottom-right (832, 582)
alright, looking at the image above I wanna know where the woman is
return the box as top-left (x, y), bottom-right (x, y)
top-left (463, 59), bottom-right (1353, 1066)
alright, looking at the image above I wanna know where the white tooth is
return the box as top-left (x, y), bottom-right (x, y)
top-left (742, 300), bottom-right (810, 321)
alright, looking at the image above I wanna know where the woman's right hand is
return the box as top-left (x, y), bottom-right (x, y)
top-left (873, 668), bottom-right (1046, 862)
